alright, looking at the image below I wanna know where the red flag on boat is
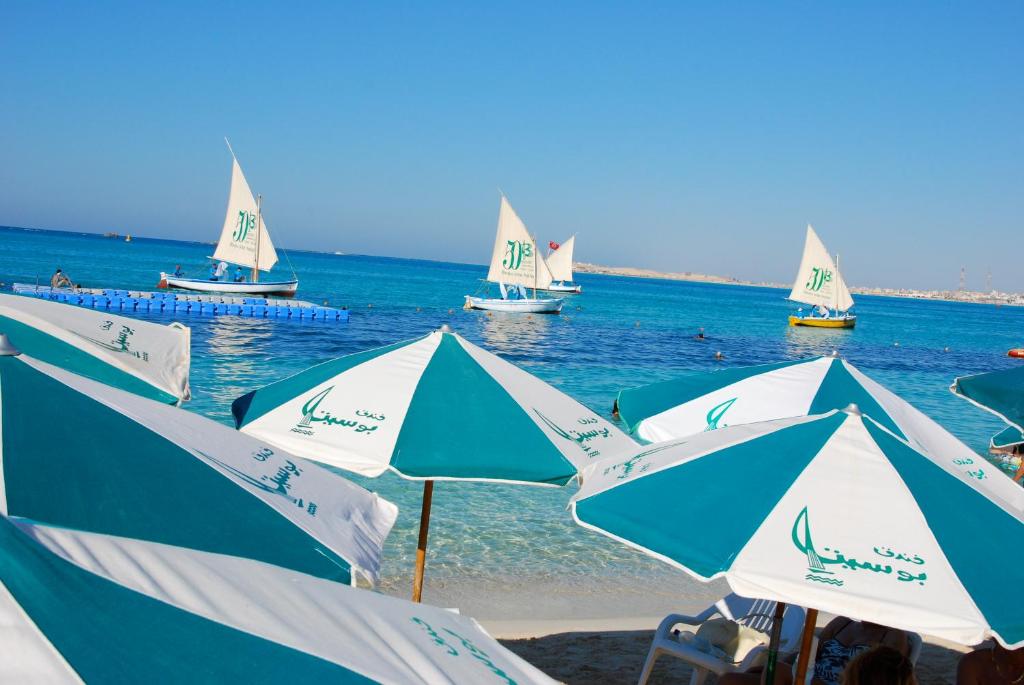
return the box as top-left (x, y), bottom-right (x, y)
top-left (548, 241), bottom-right (560, 250)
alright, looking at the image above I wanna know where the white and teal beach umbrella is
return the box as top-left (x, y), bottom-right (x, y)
top-left (572, 407), bottom-right (1024, 660)
top-left (615, 354), bottom-right (1024, 511)
top-left (0, 292), bottom-right (190, 404)
top-left (233, 325), bottom-right (636, 599)
top-left (0, 514), bottom-right (555, 684)
top-left (952, 365), bottom-right (1024, 451)
top-left (0, 348), bottom-right (397, 586)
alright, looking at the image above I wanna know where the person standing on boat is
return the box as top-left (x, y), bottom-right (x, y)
top-left (209, 261), bottom-right (228, 281)
top-left (232, 265), bottom-right (246, 283)
top-left (50, 268), bottom-right (72, 288)
top-left (173, 264), bottom-right (185, 277)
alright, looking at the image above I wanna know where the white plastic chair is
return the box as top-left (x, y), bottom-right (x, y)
top-left (637, 594), bottom-right (807, 685)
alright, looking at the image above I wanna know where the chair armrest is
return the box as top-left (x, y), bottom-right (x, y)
top-left (737, 645), bottom-right (768, 672)
top-left (651, 641), bottom-right (742, 677)
top-left (656, 611), bottom-right (718, 635)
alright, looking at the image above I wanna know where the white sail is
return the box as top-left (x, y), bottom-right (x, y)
top-left (545, 235), bottom-right (575, 282)
top-left (788, 225), bottom-right (854, 311)
top-left (486, 196), bottom-right (552, 290)
top-left (212, 157), bottom-right (279, 272)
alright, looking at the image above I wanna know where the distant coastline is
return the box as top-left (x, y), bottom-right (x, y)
top-left (2, 225), bottom-right (1020, 307)
top-left (574, 261), bottom-right (1024, 307)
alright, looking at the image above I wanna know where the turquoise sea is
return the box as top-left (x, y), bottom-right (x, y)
top-left (2, 225), bottom-right (1021, 620)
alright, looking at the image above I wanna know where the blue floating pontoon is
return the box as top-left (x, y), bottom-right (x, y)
top-left (10, 284), bottom-right (349, 323)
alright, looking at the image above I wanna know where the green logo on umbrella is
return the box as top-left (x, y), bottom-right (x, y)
top-left (534, 410), bottom-right (614, 460)
top-left (791, 507), bottom-right (928, 588)
top-left (79, 320), bottom-right (151, 362)
top-left (292, 386), bottom-right (383, 436)
top-left (705, 397), bottom-right (736, 431)
top-left (411, 617), bottom-right (517, 684)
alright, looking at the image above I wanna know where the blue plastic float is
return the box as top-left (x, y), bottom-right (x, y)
top-left (10, 284), bottom-right (350, 323)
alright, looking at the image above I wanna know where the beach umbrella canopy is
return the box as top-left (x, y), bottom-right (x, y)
top-left (614, 354), bottom-right (1024, 511)
top-left (0, 348), bottom-right (397, 586)
top-left (992, 425), bottom-right (1024, 451)
top-left (0, 514), bottom-right (555, 684)
top-left (233, 325), bottom-right (636, 599)
top-left (571, 408), bottom-right (1024, 659)
top-left (951, 365), bottom-right (1024, 450)
top-left (0, 292), bottom-right (190, 404)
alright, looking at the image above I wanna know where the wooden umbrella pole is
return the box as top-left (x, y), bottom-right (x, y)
top-left (411, 480), bottom-right (435, 603)
top-left (763, 601), bottom-right (787, 685)
top-left (793, 608), bottom-right (819, 685)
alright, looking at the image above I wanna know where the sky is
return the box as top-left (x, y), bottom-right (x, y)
top-left (1, 2), bottom-right (1021, 291)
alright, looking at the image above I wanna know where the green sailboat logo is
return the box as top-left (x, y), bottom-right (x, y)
top-left (705, 397), bottom-right (736, 431)
top-left (792, 507), bottom-right (844, 586)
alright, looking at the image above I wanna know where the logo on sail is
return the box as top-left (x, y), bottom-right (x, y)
top-left (791, 506), bottom-right (928, 588)
top-left (805, 266), bottom-right (833, 292)
top-left (233, 210), bottom-right (257, 243)
top-left (705, 398), bottom-right (736, 431)
top-left (502, 240), bottom-right (532, 271)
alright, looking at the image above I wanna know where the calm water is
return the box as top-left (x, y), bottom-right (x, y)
top-left (2, 225), bottom-right (1021, 618)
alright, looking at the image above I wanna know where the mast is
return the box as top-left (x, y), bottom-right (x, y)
top-left (834, 253), bottom-right (840, 314)
top-left (532, 234), bottom-right (537, 299)
top-left (252, 193), bottom-right (262, 283)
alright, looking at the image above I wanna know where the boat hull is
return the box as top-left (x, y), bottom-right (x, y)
top-left (788, 315), bottom-right (856, 329)
top-left (537, 282), bottom-right (582, 294)
top-left (464, 295), bottom-right (563, 314)
top-left (159, 273), bottom-right (298, 297)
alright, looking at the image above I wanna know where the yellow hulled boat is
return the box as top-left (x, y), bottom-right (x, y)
top-left (788, 314), bottom-right (856, 328)
top-left (786, 225), bottom-right (856, 329)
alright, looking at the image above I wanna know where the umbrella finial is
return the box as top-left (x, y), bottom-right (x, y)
top-left (843, 403), bottom-right (861, 416)
top-left (439, 324), bottom-right (453, 334)
top-left (0, 333), bottom-right (20, 356)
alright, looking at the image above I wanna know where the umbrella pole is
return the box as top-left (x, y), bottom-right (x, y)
top-left (411, 480), bottom-right (434, 603)
top-left (793, 608), bottom-right (818, 685)
top-left (763, 601), bottom-right (787, 685)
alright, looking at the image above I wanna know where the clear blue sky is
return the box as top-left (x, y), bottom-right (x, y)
top-left (1, 2), bottom-right (1021, 290)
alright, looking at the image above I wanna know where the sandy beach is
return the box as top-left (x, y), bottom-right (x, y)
top-left (493, 615), bottom-right (972, 684)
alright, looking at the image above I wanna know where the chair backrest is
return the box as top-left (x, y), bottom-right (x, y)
top-left (715, 594), bottom-right (806, 654)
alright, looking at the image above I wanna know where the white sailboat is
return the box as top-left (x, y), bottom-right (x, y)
top-left (159, 143), bottom-right (298, 296)
top-left (464, 196), bottom-right (564, 314)
top-left (787, 224), bottom-right (855, 328)
top-left (538, 235), bottom-right (582, 294)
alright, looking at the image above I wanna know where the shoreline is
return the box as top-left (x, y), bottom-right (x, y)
top-left (574, 261), bottom-right (1024, 307)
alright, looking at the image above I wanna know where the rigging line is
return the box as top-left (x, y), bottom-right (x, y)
top-left (280, 244), bottom-right (298, 280)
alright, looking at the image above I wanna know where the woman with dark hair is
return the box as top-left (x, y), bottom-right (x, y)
top-left (957, 642), bottom-right (1024, 684)
top-left (719, 617), bottom-right (909, 685)
top-left (842, 645), bottom-right (916, 685)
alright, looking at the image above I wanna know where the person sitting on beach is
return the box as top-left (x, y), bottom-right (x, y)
top-left (718, 617), bottom-right (909, 685)
top-left (50, 268), bottom-right (72, 288)
top-left (843, 645), bottom-right (916, 685)
top-left (956, 641), bottom-right (1024, 684)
